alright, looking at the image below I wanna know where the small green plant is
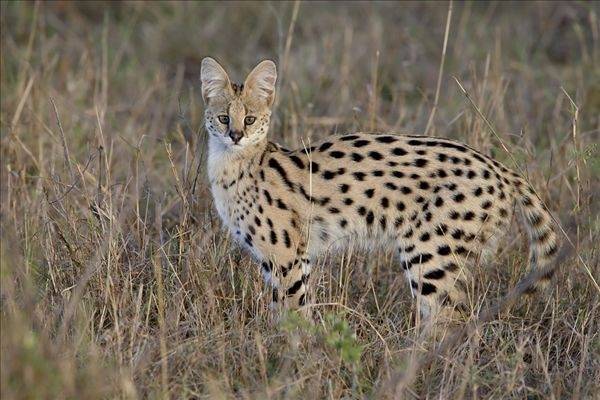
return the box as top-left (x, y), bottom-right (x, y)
top-left (322, 313), bottom-right (364, 366)
top-left (280, 311), bottom-right (364, 365)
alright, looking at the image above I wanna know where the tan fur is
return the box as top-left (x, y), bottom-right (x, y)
top-left (200, 58), bottom-right (559, 323)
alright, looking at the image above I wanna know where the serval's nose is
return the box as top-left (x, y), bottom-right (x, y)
top-left (229, 130), bottom-right (243, 144)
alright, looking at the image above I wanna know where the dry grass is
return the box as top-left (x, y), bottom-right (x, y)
top-left (1, 2), bottom-right (599, 399)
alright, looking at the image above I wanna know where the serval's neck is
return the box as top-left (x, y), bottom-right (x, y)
top-left (207, 135), bottom-right (268, 183)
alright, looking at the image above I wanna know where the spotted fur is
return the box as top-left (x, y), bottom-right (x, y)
top-left (201, 58), bottom-right (559, 322)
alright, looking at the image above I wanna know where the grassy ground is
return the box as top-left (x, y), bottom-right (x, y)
top-left (1, 1), bottom-right (599, 398)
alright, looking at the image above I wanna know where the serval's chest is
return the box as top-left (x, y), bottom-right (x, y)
top-left (210, 163), bottom-right (267, 253)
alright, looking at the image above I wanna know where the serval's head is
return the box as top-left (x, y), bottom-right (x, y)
top-left (201, 57), bottom-right (277, 150)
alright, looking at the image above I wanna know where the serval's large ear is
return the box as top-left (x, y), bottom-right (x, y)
top-left (201, 57), bottom-right (232, 105)
top-left (243, 60), bottom-right (277, 107)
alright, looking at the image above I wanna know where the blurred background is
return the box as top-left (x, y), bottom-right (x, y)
top-left (1, 1), bottom-right (599, 399)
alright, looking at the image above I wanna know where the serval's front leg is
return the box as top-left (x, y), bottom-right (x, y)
top-left (261, 254), bottom-right (312, 319)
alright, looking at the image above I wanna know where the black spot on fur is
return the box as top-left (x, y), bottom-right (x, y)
top-left (369, 151), bottom-right (383, 160)
top-left (392, 147), bottom-right (408, 156)
top-left (289, 155), bottom-right (305, 169)
top-left (340, 134), bottom-right (359, 141)
top-left (298, 293), bottom-right (306, 306)
top-left (319, 142), bottom-right (333, 151)
top-left (424, 269), bottom-right (445, 280)
top-left (353, 172), bottom-right (366, 181)
top-left (472, 153), bottom-right (486, 163)
top-left (263, 189), bottom-right (273, 205)
top-left (322, 170), bottom-right (336, 180)
top-left (411, 280), bottom-right (437, 295)
top-left (435, 224), bottom-right (448, 236)
top-left (379, 216), bottom-right (387, 230)
top-left (287, 280), bottom-right (303, 296)
top-left (451, 229), bottom-right (464, 239)
top-left (544, 243), bottom-right (558, 257)
top-left (351, 153), bottom-right (364, 162)
top-left (366, 211), bottom-right (374, 225)
top-left (444, 262), bottom-right (458, 272)
top-left (528, 213), bottom-right (543, 227)
top-left (414, 159), bottom-right (428, 168)
top-left (268, 158), bottom-right (295, 190)
top-left (276, 199), bottom-right (288, 210)
top-left (409, 253), bottom-right (433, 264)
top-left (438, 245), bottom-right (451, 256)
top-left (376, 135), bottom-right (397, 143)
top-left (353, 139), bottom-right (370, 147)
top-left (440, 142), bottom-right (467, 152)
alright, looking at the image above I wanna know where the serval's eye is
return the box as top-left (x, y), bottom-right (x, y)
top-left (217, 115), bottom-right (230, 124)
top-left (244, 116), bottom-right (256, 125)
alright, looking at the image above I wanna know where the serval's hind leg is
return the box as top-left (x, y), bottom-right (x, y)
top-left (396, 235), bottom-right (473, 332)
